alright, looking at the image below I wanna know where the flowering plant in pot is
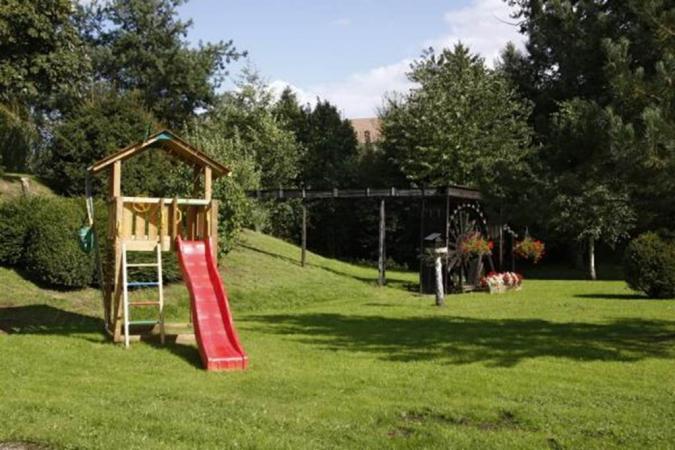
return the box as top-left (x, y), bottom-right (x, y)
top-left (514, 236), bottom-right (545, 263)
top-left (459, 232), bottom-right (493, 257)
top-left (480, 271), bottom-right (524, 294)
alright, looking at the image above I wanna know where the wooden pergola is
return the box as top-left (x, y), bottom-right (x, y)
top-left (250, 186), bottom-right (483, 287)
top-left (87, 129), bottom-right (230, 342)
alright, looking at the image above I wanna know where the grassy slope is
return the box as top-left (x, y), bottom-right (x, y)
top-left (1, 229), bottom-right (674, 449)
top-left (0, 173), bottom-right (55, 201)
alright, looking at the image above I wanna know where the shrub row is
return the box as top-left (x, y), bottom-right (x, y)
top-left (624, 231), bottom-right (675, 299)
top-left (0, 197), bottom-right (95, 288)
top-left (0, 196), bottom-right (183, 289)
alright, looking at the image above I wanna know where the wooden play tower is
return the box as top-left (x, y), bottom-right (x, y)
top-left (87, 129), bottom-right (230, 344)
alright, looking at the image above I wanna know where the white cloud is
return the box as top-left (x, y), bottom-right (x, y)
top-left (271, 59), bottom-right (414, 118)
top-left (331, 18), bottom-right (352, 27)
top-left (426, 0), bottom-right (524, 67)
top-left (275, 0), bottom-right (524, 118)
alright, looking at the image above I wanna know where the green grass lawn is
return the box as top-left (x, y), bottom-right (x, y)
top-left (1, 230), bottom-right (674, 449)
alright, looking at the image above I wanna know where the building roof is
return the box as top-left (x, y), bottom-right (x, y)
top-left (350, 118), bottom-right (382, 145)
top-left (87, 129), bottom-right (231, 178)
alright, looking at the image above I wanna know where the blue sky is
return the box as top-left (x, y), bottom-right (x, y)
top-left (178, 0), bottom-right (524, 117)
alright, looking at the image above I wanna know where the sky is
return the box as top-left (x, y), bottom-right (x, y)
top-left (178, 0), bottom-right (525, 118)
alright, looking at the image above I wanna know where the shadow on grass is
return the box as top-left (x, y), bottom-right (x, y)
top-left (523, 264), bottom-right (624, 281)
top-left (0, 304), bottom-right (103, 335)
top-left (237, 243), bottom-right (301, 267)
top-left (239, 240), bottom-right (425, 295)
top-left (574, 293), bottom-right (648, 301)
top-left (0, 304), bottom-right (202, 368)
top-left (247, 313), bottom-right (675, 367)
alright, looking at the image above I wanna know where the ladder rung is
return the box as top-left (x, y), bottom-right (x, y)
top-left (129, 301), bottom-right (160, 307)
top-left (126, 281), bottom-right (160, 287)
top-left (126, 263), bottom-right (159, 267)
top-left (128, 320), bottom-right (160, 326)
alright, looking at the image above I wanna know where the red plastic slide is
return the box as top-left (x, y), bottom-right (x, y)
top-left (176, 237), bottom-right (248, 371)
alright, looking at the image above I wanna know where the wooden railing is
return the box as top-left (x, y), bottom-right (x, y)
top-left (108, 196), bottom-right (218, 253)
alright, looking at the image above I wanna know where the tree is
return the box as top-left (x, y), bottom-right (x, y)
top-left (504, 0), bottom-right (674, 274)
top-left (205, 69), bottom-right (301, 189)
top-left (78, 0), bottom-right (245, 128)
top-left (299, 100), bottom-right (358, 189)
top-left (0, 0), bottom-right (89, 171)
top-left (381, 44), bottom-right (533, 206)
top-left (44, 88), bottom-right (171, 197)
top-left (184, 70), bottom-right (303, 247)
top-left (272, 86), bottom-right (308, 140)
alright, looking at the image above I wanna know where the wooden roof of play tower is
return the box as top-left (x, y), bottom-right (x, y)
top-left (87, 129), bottom-right (231, 177)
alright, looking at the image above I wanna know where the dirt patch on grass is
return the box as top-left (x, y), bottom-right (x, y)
top-left (399, 408), bottom-right (524, 431)
top-left (0, 442), bottom-right (50, 450)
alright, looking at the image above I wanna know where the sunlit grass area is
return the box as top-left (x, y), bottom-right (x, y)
top-left (1, 230), bottom-right (674, 449)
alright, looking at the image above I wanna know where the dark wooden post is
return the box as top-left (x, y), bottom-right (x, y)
top-left (301, 201), bottom-right (307, 267)
top-left (498, 225), bottom-right (504, 272)
top-left (418, 194), bottom-right (426, 294)
top-left (378, 198), bottom-right (386, 286)
top-left (511, 233), bottom-right (516, 271)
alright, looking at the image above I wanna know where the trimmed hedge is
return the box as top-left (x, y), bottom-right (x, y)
top-left (623, 232), bottom-right (675, 299)
top-left (0, 197), bottom-right (34, 265)
top-left (1, 196), bottom-right (185, 289)
top-left (24, 197), bottom-right (95, 288)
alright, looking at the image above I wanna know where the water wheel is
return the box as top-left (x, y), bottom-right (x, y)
top-left (446, 203), bottom-right (494, 292)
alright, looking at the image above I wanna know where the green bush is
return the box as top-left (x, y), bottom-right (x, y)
top-left (623, 232), bottom-right (675, 299)
top-left (0, 197), bottom-right (34, 265)
top-left (23, 197), bottom-right (95, 288)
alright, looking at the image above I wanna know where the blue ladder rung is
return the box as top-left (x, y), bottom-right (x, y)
top-left (126, 281), bottom-right (160, 287)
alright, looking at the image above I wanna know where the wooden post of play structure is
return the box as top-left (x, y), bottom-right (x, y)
top-left (301, 190), bottom-right (307, 267)
top-left (85, 129), bottom-right (231, 343)
top-left (378, 198), bottom-right (386, 286)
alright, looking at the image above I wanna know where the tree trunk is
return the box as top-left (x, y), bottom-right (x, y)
top-left (588, 236), bottom-right (597, 281)
top-left (434, 255), bottom-right (445, 306)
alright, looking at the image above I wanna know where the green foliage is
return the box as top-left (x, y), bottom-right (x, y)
top-left (624, 232), bottom-right (675, 299)
top-left (0, 0), bottom-right (88, 108)
top-left (184, 69), bottom-right (304, 250)
top-left (0, 197), bottom-right (33, 265)
top-left (77, 0), bottom-right (245, 127)
top-left (43, 89), bottom-right (181, 197)
top-left (0, 0), bottom-right (88, 171)
top-left (505, 0), bottom-right (675, 234)
top-left (23, 197), bottom-right (95, 288)
top-left (299, 100), bottom-right (358, 189)
top-left (381, 44), bottom-right (533, 204)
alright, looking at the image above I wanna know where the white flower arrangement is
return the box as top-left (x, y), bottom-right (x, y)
top-left (481, 272), bottom-right (523, 294)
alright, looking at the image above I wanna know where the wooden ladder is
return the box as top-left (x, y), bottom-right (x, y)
top-left (121, 242), bottom-right (165, 348)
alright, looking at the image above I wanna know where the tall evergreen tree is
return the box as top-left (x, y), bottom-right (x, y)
top-left (77, 0), bottom-right (245, 128)
top-left (504, 0), bottom-right (674, 277)
top-left (300, 100), bottom-right (358, 189)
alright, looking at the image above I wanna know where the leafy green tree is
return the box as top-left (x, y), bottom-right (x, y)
top-left (0, 0), bottom-right (89, 171)
top-left (184, 69), bottom-right (303, 245)
top-left (381, 44), bottom-right (533, 207)
top-left (205, 69), bottom-right (301, 189)
top-left (78, 0), bottom-right (245, 128)
top-left (44, 88), bottom-right (177, 197)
